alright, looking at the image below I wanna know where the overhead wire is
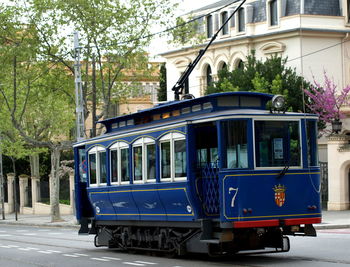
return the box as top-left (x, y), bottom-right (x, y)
top-left (80, 0), bottom-right (241, 50)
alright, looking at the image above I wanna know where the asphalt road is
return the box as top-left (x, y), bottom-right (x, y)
top-left (0, 225), bottom-right (350, 267)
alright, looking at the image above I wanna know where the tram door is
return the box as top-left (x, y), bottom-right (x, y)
top-left (193, 122), bottom-right (220, 217)
top-left (74, 146), bottom-right (94, 232)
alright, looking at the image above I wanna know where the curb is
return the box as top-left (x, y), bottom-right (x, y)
top-left (314, 224), bottom-right (350, 230)
top-left (0, 220), bottom-right (348, 231)
top-left (0, 220), bottom-right (80, 229)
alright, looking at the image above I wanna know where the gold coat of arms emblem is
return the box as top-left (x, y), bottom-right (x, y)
top-left (273, 184), bottom-right (286, 207)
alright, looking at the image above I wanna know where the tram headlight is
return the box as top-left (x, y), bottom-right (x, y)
top-left (272, 95), bottom-right (285, 110)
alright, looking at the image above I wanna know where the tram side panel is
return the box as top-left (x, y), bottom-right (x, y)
top-left (220, 171), bottom-right (321, 227)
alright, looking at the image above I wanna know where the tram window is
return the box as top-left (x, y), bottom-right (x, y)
top-left (120, 148), bottom-right (130, 182)
top-left (255, 121), bottom-right (301, 167)
top-left (79, 149), bottom-right (87, 182)
top-left (175, 140), bottom-right (186, 177)
top-left (133, 146), bottom-right (143, 181)
top-left (88, 146), bottom-right (106, 186)
top-left (146, 143), bottom-right (156, 180)
top-left (89, 153), bottom-right (97, 185)
top-left (99, 151), bottom-right (107, 185)
top-left (222, 120), bottom-right (248, 169)
top-left (161, 141), bottom-right (171, 179)
top-left (110, 142), bottom-right (130, 184)
top-left (110, 150), bottom-right (118, 183)
top-left (197, 149), bottom-right (207, 168)
top-left (160, 132), bottom-right (187, 181)
top-left (306, 120), bottom-right (319, 166)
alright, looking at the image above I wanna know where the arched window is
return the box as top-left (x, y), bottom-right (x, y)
top-left (159, 132), bottom-right (187, 182)
top-left (219, 62), bottom-right (228, 72)
top-left (206, 65), bottom-right (212, 88)
top-left (88, 146), bottom-right (107, 187)
top-left (132, 137), bottom-right (156, 183)
top-left (110, 141), bottom-right (130, 185)
top-left (221, 11), bottom-right (228, 35)
top-left (237, 59), bottom-right (244, 70)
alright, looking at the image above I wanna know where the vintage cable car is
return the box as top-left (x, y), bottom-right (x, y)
top-left (73, 91), bottom-right (321, 255)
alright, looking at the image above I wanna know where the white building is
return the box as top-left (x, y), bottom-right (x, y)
top-left (161, 0), bottom-right (350, 210)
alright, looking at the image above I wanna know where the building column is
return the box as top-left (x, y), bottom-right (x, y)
top-left (31, 176), bottom-right (40, 213)
top-left (6, 173), bottom-right (15, 213)
top-left (327, 135), bottom-right (350, 210)
top-left (69, 170), bottom-right (75, 211)
top-left (19, 174), bottom-right (29, 213)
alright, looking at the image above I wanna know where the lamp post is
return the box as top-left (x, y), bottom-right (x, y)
top-left (331, 119), bottom-right (342, 134)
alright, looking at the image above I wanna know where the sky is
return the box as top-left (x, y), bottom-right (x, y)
top-left (176, 0), bottom-right (218, 15)
top-left (148, 0), bottom-right (218, 58)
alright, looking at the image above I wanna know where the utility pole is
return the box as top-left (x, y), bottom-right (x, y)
top-left (0, 136), bottom-right (5, 220)
top-left (73, 31), bottom-right (85, 141)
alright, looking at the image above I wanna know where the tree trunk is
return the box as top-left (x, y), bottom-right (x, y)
top-left (50, 146), bottom-right (62, 222)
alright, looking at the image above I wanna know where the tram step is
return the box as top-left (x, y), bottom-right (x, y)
top-left (200, 239), bottom-right (220, 244)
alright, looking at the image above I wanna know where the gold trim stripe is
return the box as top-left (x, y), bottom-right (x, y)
top-left (90, 187), bottom-right (186, 194)
top-left (97, 213), bottom-right (194, 216)
top-left (224, 172), bottom-right (320, 178)
top-left (225, 213), bottom-right (321, 220)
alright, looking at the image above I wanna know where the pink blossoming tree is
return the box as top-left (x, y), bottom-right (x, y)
top-left (304, 73), bottom-right (350, 127)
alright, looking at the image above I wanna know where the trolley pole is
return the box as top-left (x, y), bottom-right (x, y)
top-left (73, 31), bottom-right (85, 141)
top-left (0, 136), bottom-right (5, 220)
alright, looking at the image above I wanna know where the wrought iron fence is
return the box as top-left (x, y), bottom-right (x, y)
top-left (320, 161), bottom-right (328, 208)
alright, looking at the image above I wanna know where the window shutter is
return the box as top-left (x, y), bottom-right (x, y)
top-left (281, 0), bottom-right (287, 17)
top-left (229, 9), bottom-right (235, 27)
top-left (214, 14), bottom-right (219, 31)
top-left (246, 5), bottom-right (254, 23)
top-left (196, 16), bottom-right (205, 34)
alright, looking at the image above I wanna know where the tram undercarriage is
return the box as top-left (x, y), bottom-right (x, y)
top-left (90, 220), bottom-right (295, 256)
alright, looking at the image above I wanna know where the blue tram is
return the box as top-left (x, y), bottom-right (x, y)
top-left (73, 91), bottom-right (321, 255)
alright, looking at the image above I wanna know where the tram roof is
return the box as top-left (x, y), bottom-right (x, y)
top-left (97, 92), bottom-right (274, 133)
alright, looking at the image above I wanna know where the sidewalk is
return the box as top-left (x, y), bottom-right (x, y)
top-left (0, 213), bottom-right (79, 229)
top-left (0, 210), bottom-right (349, 230)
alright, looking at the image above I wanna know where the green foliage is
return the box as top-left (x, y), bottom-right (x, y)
top-left (207, 51), bottom-right (309, 112)
top-left (27, 0), bottom-right (177, 121)
top-left (170, 16), bottom-right (205, 46)
top-left (158, 63), bottom-right (167, 101)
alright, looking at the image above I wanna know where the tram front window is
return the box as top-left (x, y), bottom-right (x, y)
top-left (255, 120), bottom-right (301, 167)
top-left (222, 120), bottom-right (248, 169)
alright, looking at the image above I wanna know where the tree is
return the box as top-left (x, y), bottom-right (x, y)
top-left (207, 51), bottom-right (309, 112)
top-left (0, 0), bottom-right (178, 221)
top-left (27, 0), bottom-right (177, 126)
top-left (170, 16), bottom-right (205, 46)
top-left (158, 63), bottom-right (167, 101)
top-left (0, 4), bottom-right (75, 221)
top-left (304, 72), bottom-right (350, 132)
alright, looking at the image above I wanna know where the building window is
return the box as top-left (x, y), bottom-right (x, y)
top-left (206, 15), bottom-right (213, 38)
top-left (160, 132), bottom-right (187, 182)
top-left (221, 11), bottom-right (228, 35)
top-left (132, 137), bottom-right (156, 183)
top-left (238, 8), bottom-right (245, 32)
top-left (269, 0), bottom-right (278, 26)
top-left (110, 142), bottom-right (130, 185)
top-left (88, 146), bottom-right (107, 186)
top-left (218, 62), bottom-right (228, 73)
top-left (237, 59), bottom-right (244, 70)
top-left (206, 65), bottom-right (212, 88)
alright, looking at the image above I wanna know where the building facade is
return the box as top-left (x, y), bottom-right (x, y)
top-left (161, 0), bottom-right (350, 210)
